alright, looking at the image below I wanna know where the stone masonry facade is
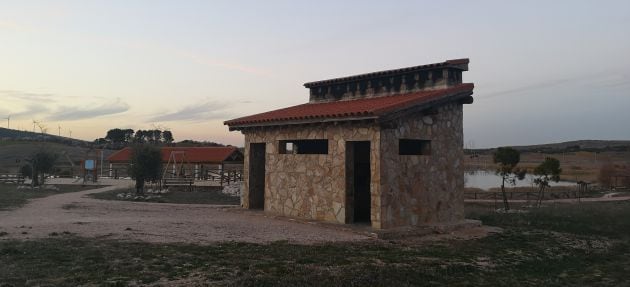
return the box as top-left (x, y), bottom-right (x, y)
top-left (379, 103), bottom-right (464, 228)
top-left (228, 59), bottom-right (473, 230)
top-left (241, 122), bottom-right (383, 228)
top-left (240, 101), bottom-right (464, 229)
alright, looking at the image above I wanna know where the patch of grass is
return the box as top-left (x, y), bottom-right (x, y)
top-left (90, 187), bottom-right (239, 205)
top-left (1, 202), bottom-right (629, 286)
top-left (466, 201), bottom-right (630, 239)
top-left (0, 184), bottom-right (104, 210)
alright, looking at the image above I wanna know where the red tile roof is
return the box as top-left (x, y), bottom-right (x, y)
top-left (107, 147), bottom-right (240, 163)
top-left (224, 83), bottom-right (473, 128)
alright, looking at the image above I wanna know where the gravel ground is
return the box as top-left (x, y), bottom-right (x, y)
top-left (0, 184), bottom-right (370, 244)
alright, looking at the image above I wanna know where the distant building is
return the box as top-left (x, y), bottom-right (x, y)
top-left (225, 59), bottom-right (474, 229)
top-left (107, 147), bottom-right (243, 181)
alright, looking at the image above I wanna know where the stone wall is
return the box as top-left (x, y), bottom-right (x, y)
top-left (241, 122), bottom-right (383, 228)
top-left (379, 102), bottom-right (465, 228)
top-left (240, 103), bottom-right (464, 230)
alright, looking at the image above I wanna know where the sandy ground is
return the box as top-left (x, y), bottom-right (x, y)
top-left (1, 179), bottom-right (500, 244)
top-left (0, 184), bottom-right (371, 244)
top-left (465, 194), bottom-right (630, 204)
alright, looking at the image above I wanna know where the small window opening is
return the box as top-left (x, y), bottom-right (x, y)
top-left (399, 139), bottom-right (431, 155)
top-left (432, 70), bottom-right (443, 81)
top-left (279, 139), bottom-right (328, 154)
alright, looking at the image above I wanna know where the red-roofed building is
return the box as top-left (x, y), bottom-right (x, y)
top-left (106, 147), bottom-right (243, 181)
top-left (225, 59), bottom-right (475, 230)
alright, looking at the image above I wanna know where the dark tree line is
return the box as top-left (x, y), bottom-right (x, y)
top-left (94, 128), bottom-right (174, 148)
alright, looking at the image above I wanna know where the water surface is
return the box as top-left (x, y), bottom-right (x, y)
top-left (465, 170), bottom-right (574, 190)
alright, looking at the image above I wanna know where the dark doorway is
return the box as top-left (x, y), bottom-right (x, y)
top-left (248, 143), bottom-right (266, 209)
top-left (346, 141), bottom-right (371, 223)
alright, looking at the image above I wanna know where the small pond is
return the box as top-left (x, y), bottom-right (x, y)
top-left (465, 170), bottom-right (574, 190)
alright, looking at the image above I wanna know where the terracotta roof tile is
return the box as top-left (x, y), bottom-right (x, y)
top-left (107, 146), bottom-right (239, 163)
top-left (224, 83), bottom-right (473, 128)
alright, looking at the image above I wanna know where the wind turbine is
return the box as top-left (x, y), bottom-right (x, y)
top-left (32, 120), bottom-right (37, 133)
top-left (58, 125), bottom-right (61, 136)
top-left (4, 115), bottom-right (9, 129)
top-left (34, 120), bottom-right (47, 134)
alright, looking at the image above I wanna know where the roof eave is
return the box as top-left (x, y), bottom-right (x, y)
top-left (227, 115), bottom-right (379, 131)
top-left (377, 91), bottom-right (474, 124)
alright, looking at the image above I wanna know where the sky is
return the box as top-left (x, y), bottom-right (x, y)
top-left (1, 0), bottom-right (629, 148)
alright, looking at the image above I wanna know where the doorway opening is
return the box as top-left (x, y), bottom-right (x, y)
top-left (345, 141), bottom-right (371, 224)
top-left (248, 143), bottom-right (266, 209)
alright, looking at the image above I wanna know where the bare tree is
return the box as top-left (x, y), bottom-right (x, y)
top-left (533, 157), bottom-right (562, 207)
top-left (598, 162), bottom-right (615, 190)
top-left (493, 147), bottom-right (526, 211)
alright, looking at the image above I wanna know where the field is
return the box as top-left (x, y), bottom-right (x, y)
top-left (1, 201), bottom-right (629, 286)
top-left (465, 150), bottom-right (630, 183)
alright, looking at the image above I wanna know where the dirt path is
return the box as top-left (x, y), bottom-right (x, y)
top-left (465, 194), bottom-right (630, 204)
top-left (0, 185), bottom-right (370, 244)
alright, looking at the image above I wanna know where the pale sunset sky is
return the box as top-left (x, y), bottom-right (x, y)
top-left (1, 0), bottom-right (629, 147)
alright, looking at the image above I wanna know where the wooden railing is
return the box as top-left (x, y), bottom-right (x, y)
top-left (465, 189), bottom-right (588, 201)
top-left (0, 174), bottom-right (25, 184)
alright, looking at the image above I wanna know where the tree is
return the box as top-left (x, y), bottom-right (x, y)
top-left (598, 162), bottom-right (615, 189)
top-left (121, 129), bottom-right (134, 143)
top-left (162, 130), bottom-right (174, 144)
top-left (149, 129), bottom-right (162, 144)
top-left (129, 144), bottom-right (162, 195)
top-left (493, 147), bottom-right (526, 211)
top-left (105, 128), bottom-right (127, 144)
top-left (623, 165), bottom-right (630, 187)
top-left (22, 149), bottom-right (58, 187)
top-left (533, 157), bottom-right (562, 207)
top-left (133, 130), bottom-right (147, 143)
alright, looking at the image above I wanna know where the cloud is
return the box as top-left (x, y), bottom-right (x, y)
top-left (477, 68), bottom-right (630, 101)
top-left (11, 104), bottom-right (51, 119)
top-left (0, 90), bottom-right (57, 103)
top-left (47, 98), bottom-right (130, 121)
top-left (88, 34), bottom-right (274, 77)
top-left (0, 103), bottom-right (51, 120)
top-left (148, 101), bottom-right (233, 122)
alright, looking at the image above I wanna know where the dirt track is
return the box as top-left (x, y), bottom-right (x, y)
top-left (465, 194), bottom-right (630, 204)
top-left (0, 185), bottom-right (371, 244)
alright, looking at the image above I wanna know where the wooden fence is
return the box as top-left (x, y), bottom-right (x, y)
top-left (0, 174), bottom-right (25, 184)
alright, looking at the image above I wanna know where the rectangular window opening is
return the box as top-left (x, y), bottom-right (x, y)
top-left (279, 139), bottom-right (328, 154)
top-left (399, 139), bottom-right (431, 155)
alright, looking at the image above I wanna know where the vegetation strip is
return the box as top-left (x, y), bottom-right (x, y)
top-left (89, 187), bottom-right (240, 205)
top-left (1, 201), bottom-right (628, 286)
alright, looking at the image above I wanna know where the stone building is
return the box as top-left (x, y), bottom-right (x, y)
top-left (224, 59), bottom-right (474, 229)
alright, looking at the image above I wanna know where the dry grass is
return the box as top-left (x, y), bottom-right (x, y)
top-left (1, 202), bottom-right (630, 286)
top-left (465, 151), bottom-right (630, 183)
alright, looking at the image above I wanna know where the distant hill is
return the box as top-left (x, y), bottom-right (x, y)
top-left (468, 140), bottom-right (630, 154)
top-left (0, 141), bottom-right (118, 171)
top-left (0, 128), bottom-right (114, 173)
top-left (0, 127), bottom-right (89, 146)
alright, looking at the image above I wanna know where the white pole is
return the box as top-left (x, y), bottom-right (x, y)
top-left (100, 149), bottom-right (103, 179)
